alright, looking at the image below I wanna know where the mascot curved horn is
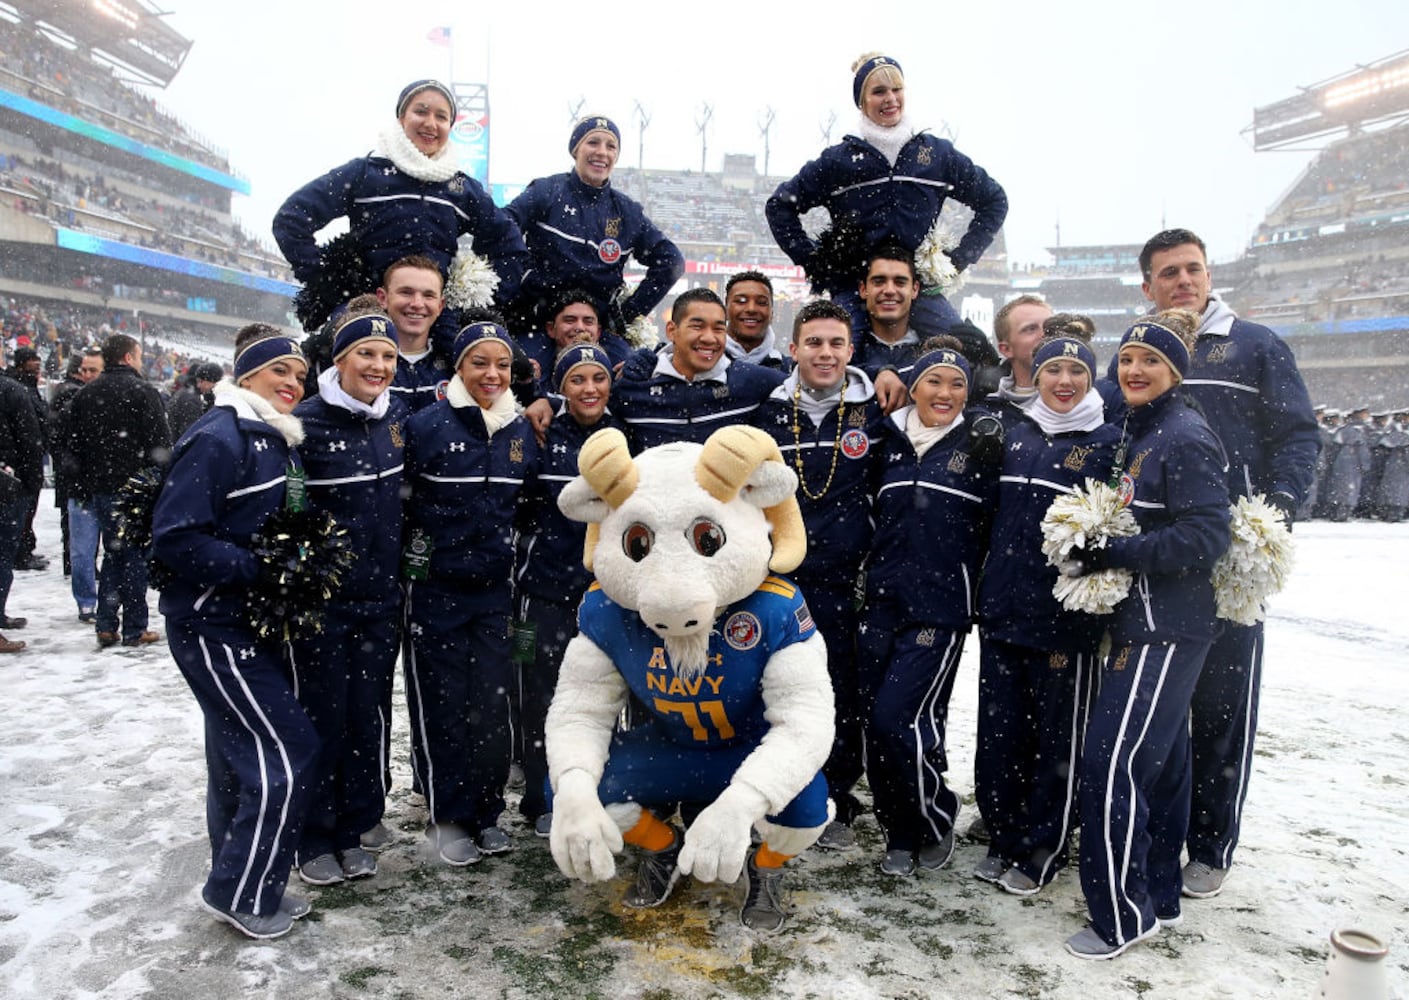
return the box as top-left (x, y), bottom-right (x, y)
top-left (575, 427), bottom-right (638, 572)
top-left (696, 425), bottom-right (807, 574)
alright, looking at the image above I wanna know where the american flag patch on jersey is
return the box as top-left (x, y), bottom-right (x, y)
top-left (794, 602), bottom-right (814, 633)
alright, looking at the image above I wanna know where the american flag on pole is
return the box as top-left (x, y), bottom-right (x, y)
top-left (427, 26), bottom-right (452, 47)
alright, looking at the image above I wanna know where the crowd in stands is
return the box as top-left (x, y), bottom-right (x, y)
top-left (0, 143), bottom-right (290, 279)
top-left (0, 15), bottom-right (232, 174)
top-left (0, 294), bottom-right (222, 394)
top-left (613, 167), bottom-right (796, 264)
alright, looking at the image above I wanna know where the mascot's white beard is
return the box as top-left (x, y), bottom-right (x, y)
top-left (662, 629), bottom-right (714, 683)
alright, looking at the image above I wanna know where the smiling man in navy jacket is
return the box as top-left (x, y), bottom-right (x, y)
top-left (1132, 228), bottom-right (1319, 901)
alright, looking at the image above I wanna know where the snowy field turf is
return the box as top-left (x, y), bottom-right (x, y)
top-left (2, 496), bottom-right (1405, 999)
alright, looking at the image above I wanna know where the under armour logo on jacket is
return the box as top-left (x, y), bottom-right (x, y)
top-left (253, 440), bottom-right (268, 451)
top-left (650, 386), bottom-right (663, 396)
top-left (239, 647), bottom-right (255, 660)
top-left (563, 206), bottom-right (577, 216)
top-left (552, 444), bottom-right (566, 454)
top-left (329, 441), bottom-right (347, 451)
top-left (449, 442), bottom-right (465, 452)
top-left (852, 153), bottom-right (865, 162)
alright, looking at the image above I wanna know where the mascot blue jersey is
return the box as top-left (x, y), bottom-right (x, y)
top-left (577, 576), bottom-right (816, 749)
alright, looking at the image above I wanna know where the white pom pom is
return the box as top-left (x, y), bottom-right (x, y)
top-left (622, 315), bottom-right (658, 349)
top-left (444, 239), bottom-right (501, 311)
top-left (915, 219), bottom-right (966, 298)
top-left (1212, 493), bottom-right (1295, 625)
top-left (1040, 478), bottom-right (1141, 615)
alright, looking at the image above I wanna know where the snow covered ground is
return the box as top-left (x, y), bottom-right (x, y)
top-left (1, 498), bottom-right (1405, 999)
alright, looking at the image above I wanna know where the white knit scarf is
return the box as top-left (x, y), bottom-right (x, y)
top-left (376, 125), bottom-right (460, 183)
top-left (212, 380), bottom-right (305, 447)
top-left (904, 405), bottom-right (964, 458)
top-left (856, 113), bottom-right (917, 167)
top-left (317, 365), bottom-right (390, 420)
top-left (1027, 390), bottom-right (1105, 436)
top-left (445, 374), bottom-right (519, 437)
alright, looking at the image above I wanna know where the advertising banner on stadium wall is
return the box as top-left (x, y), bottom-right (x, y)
top-left (452, 106), bottom-right (490, 187)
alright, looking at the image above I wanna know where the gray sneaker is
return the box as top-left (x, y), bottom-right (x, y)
top-left (917, 830), bottom-right (956, 871)
top-left (998, 866), bottom-right (1040, 896)
top-left (477, 827), bottom-right (514, 855)
top-left (534, 813), bottom-right (553, 839)
top-left (279, 892), bottom-right (312, 920)
top-left (622, 836), bottom-right (682, 908)
top-left (972, 855), bottom-right (1006, 884)
top-left (1181, 861), bottom-right (1228, 898)
top-left (340, 847), bottom-right (377, 879)
top-left (297, 853), bottom-right (345, 886)
top-left (1064, 922), bottom-right (1158, 960)
top-left (430, 824), bottom-right (482, 866)
top-left (201, 894), bottom-right (295, 940)
top-left (814, 819), bottom-right (857, 851)
top-left (880, 849), bottom-right (916, 877)
top-left (740, 854), bottom-right (787, 932)
top-left (360, 822), bottom-right (395, 852)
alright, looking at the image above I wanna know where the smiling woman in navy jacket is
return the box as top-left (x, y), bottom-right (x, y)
top-left (766, 53), bottom-right (1006, 339)
top-left (274, 80), bottom-right (529, 346)
top-left (858, 339), bottom-right (997, 878)
top-left (153, 329), bottom-right (317, 941)
top-left (506, 116), bottom-right (682, 363)
top-left (289, 313), bottom-right (409, 886)
top-left (973, 337), bottom-right (1121, 898)
top-left (402, 321), bottom-right (538, 867)
top-left (1062, 311), bottom-right (1231, 960)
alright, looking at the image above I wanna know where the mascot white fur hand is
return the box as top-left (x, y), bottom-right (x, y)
top-left (545, 426), bottom-right (834, 892)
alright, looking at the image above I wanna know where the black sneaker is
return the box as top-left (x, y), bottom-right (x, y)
top-left (740, 854), bottom-right (787, 932)
top-left (622, 835), bottom-right (682, 909)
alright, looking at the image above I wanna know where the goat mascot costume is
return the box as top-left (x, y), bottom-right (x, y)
top-left (546, 425), bottom-right (835, 932)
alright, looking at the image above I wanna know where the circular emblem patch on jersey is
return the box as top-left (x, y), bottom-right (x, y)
top-left (435, 379), bottom-right (451, 401)
top-left (1118, 472), bottom-right (1135, 507)
top-left (841, 428), bottom-right (870, 459)
top-left (597, 238), bottom-right (622, 264)
top-left (724, 611), bottom-right (762, 651)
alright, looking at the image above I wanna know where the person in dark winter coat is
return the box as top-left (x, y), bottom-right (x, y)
top-left (858, 341), bottom-right (998, 879)
top-left (1372, 414), bottom-right (1409, 521)
top-left (610, 289), bottom-right (783, 452)
top-left (1324, 406), bottom-right (1372, 521)
top-left (758, 300), bottom-right (879, 848)
top-left (766, 52), bottom-right (1006, 339)
top-left (273, 80), bottom-right (530, 351)
top-left (0, 342), bottom-right (42, 650)
top-left (60, 334), bottom-right (171, 647)
top-left (1064, 312), bottom-right (1230, 960)
top-left (1119, 230), bottom-right (1317, 903)
top-left (48, 348), bottom-right (103, 618)
top-left (372, 255), bottom-right (456, 414)
top-left (402, 321), bottom-right (538, 867)
top-left (515, 289), bottom-right (608, 398)
top-left (506, 115), bottom-right (682, 359)
top-left (152, 331), bottom-right (318, 940)
top-left (289, 314), bottom-right (409, 885)
top-left (513, 344), bottom-right (625, 836)
top-left (165, 362), bottom-right (221, 442)
top-left (6, 345), bottom-right (48, 570)
top-left (724, 271), bottom-right (790, 372)
top-left (973, 338), bottom-right (1120, 897)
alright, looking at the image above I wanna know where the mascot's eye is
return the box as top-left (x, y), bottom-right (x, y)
top-left (622, 523), bottom-right (654, 562)
top-left (688, 518), bottom-right (725, 557)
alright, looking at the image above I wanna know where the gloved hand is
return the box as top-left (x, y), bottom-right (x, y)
top-left (678, 781), bottom-right (771, 883)
top-left (966, 413), bottom-right (1006, 467)
top-left (1267, 491), bottom-right (1298, 525)
top-left (1060, 544), bottom-right (1108, 578)
top-left (549, 768), bottom-right (621, 883)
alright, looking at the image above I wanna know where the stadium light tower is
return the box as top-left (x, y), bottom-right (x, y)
top-left (758, 106), bottom-right (776, 177)
top-left (819, 111), bottom-right (836, 146)
top-left (567, 97), bottom-right (585, 125)
top-left (633, 100), bottom-right (651, 171)
top-left (696, 103), bottom-right (713, 173)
